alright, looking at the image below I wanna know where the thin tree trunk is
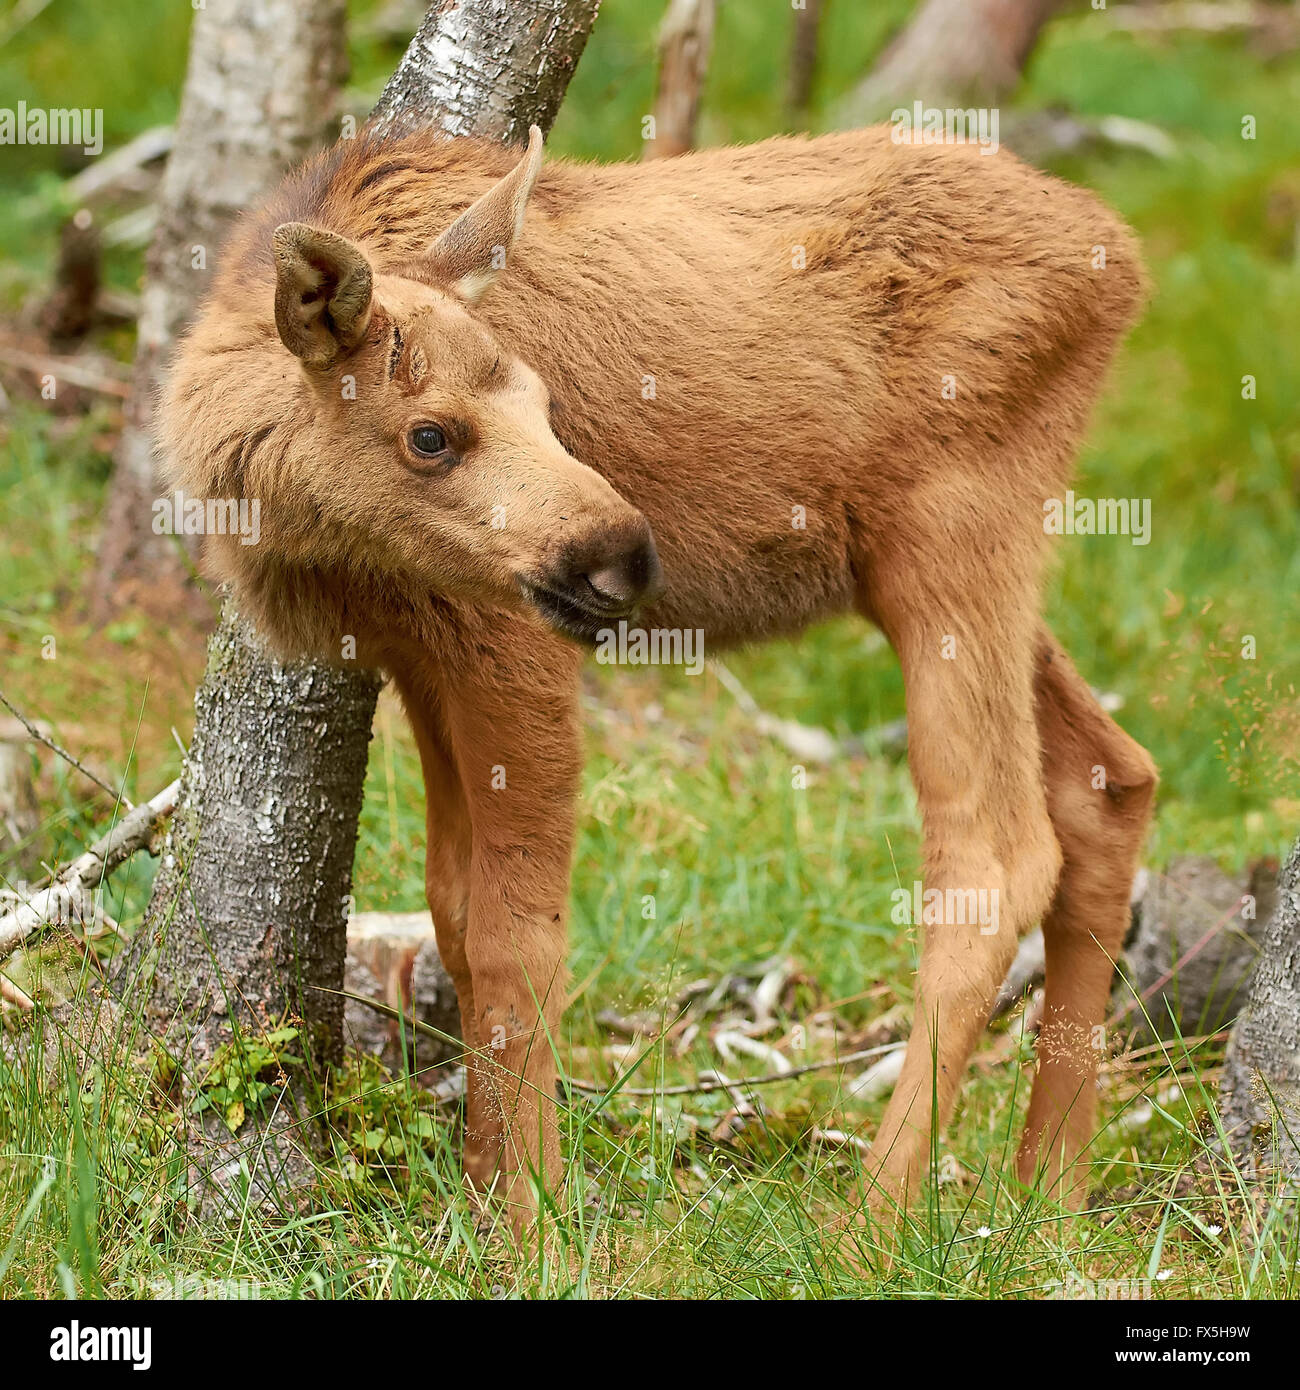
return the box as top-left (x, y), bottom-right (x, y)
top-left (136, 618), bottom-right (379, 1071)
top-left (1218, 838), bottom-right (1300, 1182)
top-left (786, 0), bottom-right (827, 121)
top-left (644, 0), bottom-right (715, 160)
top-left (92, 0), bottom-right (347, 620)
top-left (129, 0), bottom-right (602, 1211)
top-left (837, 0), bottom-right (1062, 128)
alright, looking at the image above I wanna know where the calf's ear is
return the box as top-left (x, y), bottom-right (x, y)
top-left (272, 222), bottom-right (374, 367)
top-left (428, 125), bottom-right (544, 303)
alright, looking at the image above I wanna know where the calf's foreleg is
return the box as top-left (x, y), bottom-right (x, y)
top-left (438, 617), bottom-right (583, 1226)
top-left (398, 671), bottom-right (502, 1189)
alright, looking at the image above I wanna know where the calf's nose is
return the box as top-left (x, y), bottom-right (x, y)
top-left (575, 526), bottom-right (664, 612)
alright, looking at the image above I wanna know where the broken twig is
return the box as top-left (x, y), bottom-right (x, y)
top-left (0, 779), bottom-right (179, 958)
top-left (568, 1040), bottom-right (902, 1098)
top-left (0, 687), bottom-right (130, 807)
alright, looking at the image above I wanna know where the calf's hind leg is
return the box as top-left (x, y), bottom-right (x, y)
top-left (1017, 630), bottom-right (1157, 1206)
top-left (859, 558), bottom-right (1063, 1211)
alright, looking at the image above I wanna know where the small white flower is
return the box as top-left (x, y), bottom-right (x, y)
top-left (976, 1225), bottom-right (993, 1239)
top-left (1206, 1224), bottom-right (1222, 1237)
top-left (1156, 1269), bottom-right (1172, 1282)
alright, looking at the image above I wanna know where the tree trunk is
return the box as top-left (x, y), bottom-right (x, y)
top-left (1218, 837), bottom-right (1300, 1183)
top-left (644, 0), bottom-right (715, 160)
top-left (369, 0), bottom-right (599, 141)
top-left (91, 0), bottom-right (348, 620)
top-left (136, 616), bottom-right (380, 1071)
top-left (129, 0), bottom-right (601, 1211)
top-left (837, 0), bottom-right (1062, 127)
top-left (786, 0), bottom-right (827, 121)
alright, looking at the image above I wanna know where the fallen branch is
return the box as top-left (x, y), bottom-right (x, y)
top-left (708, 659), bottom-right (910, 762)
top-left (0, 779), bottom-right (179, 958)
top-left (843, 1043), bottom-right (906, 1101)
top-left (96, 288), bottom-right (142, 323)
top-left (63, 125), bottom-right (174, 203)
top-left (0, 0), bottom-right (54, 48)
top-left (101, 205), bottom-right (158, 251)
top-left (990, 927), bottom-right (1045, 1020)
top-left (0, 972), bottom-right (35, 1013)
top-left (1002, 110), bottom-right (1177, 164)
top-left (0, 344), bottom-right (131, 399)
top-left (568, 1040), bottom-right (903, 1098)
top-left (714, 1029), bottom-right (793, 1074)
top-left (811, 1127), bottom-right (871, 1155)
top-left (709, 659), bottom-right (844, 763)
top-left (326, 985), bottom-right (902, 1100)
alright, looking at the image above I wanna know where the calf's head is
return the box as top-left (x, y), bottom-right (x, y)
top-left (164, 127), bottom-right (660, 655)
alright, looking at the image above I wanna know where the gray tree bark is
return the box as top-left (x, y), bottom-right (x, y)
top-left (92, 0), bottom-right (348, 619)
top-left (136, 618), bottom-right (379, 1071)
top-left (837, 0), bottom-right (1062, 128)
top-left (1218, 838), bottom-right (1300, 1182)
top-left (369, 0), bottom-right (599, 141)
top-left (129, 0), bottom-right (601, 1208)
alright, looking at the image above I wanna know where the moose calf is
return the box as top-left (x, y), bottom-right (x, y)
top-left (163, 124), bottom-right (1157, 1227)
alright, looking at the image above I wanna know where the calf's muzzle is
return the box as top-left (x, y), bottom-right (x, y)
top-left (521, 517), bottom-right (664, 644)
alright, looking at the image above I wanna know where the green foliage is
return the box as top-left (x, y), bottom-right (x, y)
top-left (192, 1026), bottom-right (303, 1133)
top-left (325, 1053), bottom-right (448, 1185)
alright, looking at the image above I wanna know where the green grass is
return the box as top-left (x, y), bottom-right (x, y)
top-left (3, 950), bottom-right (1298, 1299)
top-left (2, 1), bottom-right (1299, 1298)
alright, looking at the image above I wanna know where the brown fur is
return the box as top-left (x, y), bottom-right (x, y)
top-left (162, 125), bottom-right (1157, 1226)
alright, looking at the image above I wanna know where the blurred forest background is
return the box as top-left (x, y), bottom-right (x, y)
top-left (0, 0), bottom-right (1297, 1297)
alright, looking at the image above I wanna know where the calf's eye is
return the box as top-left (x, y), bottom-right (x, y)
top-left (409, 425), bottom-right (448, 457)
